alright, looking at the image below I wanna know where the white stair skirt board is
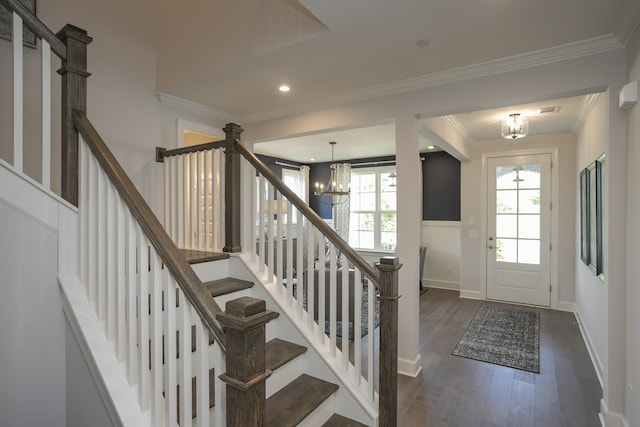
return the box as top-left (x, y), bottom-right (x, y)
top-left (575, 309), bottom-right (604, 388)
top-left (398, 354), bottom-right (422, 378)
top-left (60, 276), bottom-right (151, 427)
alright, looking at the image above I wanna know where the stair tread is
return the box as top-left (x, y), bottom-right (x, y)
top-left (266, 338), bottom-right (307, 371)
top-left (204, 277), bottom-right (254, 297)
top-left (266, 374), bottom-right (338, 426)
top-left (322, 414), bottom-right (369, 427)
top-left (181, 249), bottom-right (229, 264)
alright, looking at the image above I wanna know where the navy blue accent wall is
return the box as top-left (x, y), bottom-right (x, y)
top-left (309, 161), bottom-right (333, 219)
top-left (422, 151), bottom-right (461, 221)
top-left (258, 152), bottom-right (460, 221)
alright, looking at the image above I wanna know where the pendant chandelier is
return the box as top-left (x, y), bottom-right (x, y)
top-left (501, 113), bottom-right (529, 140)
top-left (313, 142), bottom-right (350, 206)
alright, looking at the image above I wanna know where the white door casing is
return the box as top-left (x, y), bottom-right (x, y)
top-left (486, 154), bottom-right (552, 307)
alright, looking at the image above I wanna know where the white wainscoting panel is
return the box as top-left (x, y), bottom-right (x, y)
top-left (421, 221), bottom-right (461, 290)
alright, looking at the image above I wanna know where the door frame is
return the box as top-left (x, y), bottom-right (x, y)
top-left (479, 147), bottom-right (560, 309)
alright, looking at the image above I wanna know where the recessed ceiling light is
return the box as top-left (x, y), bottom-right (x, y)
top-left (427, 145), bottom-right (436, 150)
top-left (279, 85), bottom-right (290, 92)
top-left (416, 38), bottom-right (431, 48)
top-left (310, 158), bottom-right (316, 162)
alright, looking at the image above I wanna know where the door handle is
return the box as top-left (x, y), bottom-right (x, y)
top-left (488, 236), bottom-right (494, 241)
top-left (488, 245), bottom-right (495, 249)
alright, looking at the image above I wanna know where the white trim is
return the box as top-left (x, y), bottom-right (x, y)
top-left (600, 398), bottom-right (629, 427)
top-left (158, 93), bottom-right (240, 123)
top-left (397, 354), bottom-right (422, 378)
top-left (243, 35), bottom-right (623, 123)
top-left (556, 301), bottom-right (576, 312)
top-left (441, 115), bottom-right (473, 143)
top-left (176, 118), bottom-right (225, 149)
top-left (574, 93), bottom-right (601, 134)
top-left (480, 147), bottom-right (560, 309)
top-left (459, 289), bottom-right (482, 300)
top-left (424, 279), bottom-right (460, 291)
top-left (422, 220), bottom-right (461, 228)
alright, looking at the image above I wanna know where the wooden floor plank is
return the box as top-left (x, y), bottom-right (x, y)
top-left (398, 288), bottom-right (603, 427)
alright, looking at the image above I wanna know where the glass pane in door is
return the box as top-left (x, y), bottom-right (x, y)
top-left (495, 163), bottom-right (542, 265)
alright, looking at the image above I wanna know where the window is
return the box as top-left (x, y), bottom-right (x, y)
top-left (282, 168), bottom-right (306, 223)
top-left (349, 167), bottom-right (396, 251)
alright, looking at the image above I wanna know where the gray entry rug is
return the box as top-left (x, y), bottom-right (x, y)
top-left (452, 305), bottom-right (540, 373)
top-left (325, 285), bottom-right (379, 339)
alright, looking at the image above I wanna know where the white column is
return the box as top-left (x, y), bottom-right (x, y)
top-left (395, 115), bottom-right (422, 377)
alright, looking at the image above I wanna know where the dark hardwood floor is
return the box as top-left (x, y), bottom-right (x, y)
top-left (397, 288), bottom-right (602, 427)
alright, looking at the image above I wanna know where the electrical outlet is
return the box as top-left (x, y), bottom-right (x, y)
top-left (446, 266), bottom-right (452, 275)
top-left (628, 383), bottom-right (633, 400)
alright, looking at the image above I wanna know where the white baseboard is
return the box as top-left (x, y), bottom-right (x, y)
top-left (600, 398), bottom-right (629, 427)
top-left (459, 289), bottom-right (482, 300)
top-left (556, 301), bottom-right (576, 312)
top-left (574, 308), bottom-right (604, 388)
top-left (398, 354), bottom-right (422, 378)
top-left (424, 279), bottom-right (459, 291)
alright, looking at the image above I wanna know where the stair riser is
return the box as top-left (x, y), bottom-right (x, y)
top-left (191, 258), bottom-right (231, 283)
top-left (266, 356), bottom-right (305, 398)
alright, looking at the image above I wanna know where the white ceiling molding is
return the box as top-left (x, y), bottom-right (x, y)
top-left (573, 93), bottom-right (601, 134)
top-left (441, 115), bottom-right (474, 144)
top-left (157, 93), bottom-right (240, 124)
top-left (243, 35), bottom-right (622, 124)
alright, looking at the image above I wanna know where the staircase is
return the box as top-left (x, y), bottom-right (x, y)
top-left (1, 1), bottom-right (400, 425)
top-left (185, 251), bottom-right (368, 426)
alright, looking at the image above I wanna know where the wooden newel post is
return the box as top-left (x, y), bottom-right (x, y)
top-left (376, 256), bottom-right (402, 427)
top-left (217, 297), bottom-right (278, 426)
top-left (223, 123), bottom-right (244, 252)
top-left (57, 24), bottom-right (92, 207)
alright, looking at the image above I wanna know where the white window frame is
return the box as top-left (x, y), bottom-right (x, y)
top-left (349, 166), bottom-right (397, 252)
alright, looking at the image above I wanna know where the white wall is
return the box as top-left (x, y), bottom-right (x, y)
top-left (0, 199), bottom-right (65, 427)
top-left (625, 24), bottom-right (640, 427)
top-left (575, 95), bottom-right (609, 382)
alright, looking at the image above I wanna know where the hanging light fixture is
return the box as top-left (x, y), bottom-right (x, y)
top-left (313, 142), bottom-right (350, 205)
top-left (501, 113), bottom-right (529, 140)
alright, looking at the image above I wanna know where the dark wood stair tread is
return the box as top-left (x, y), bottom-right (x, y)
top-left (266, 374), bottom-right (339, 426)
top-left (266, 338), bottom-right (307, 371)
top-left (204, 277), bottom-right (254, 297)
top-left (322, 414), bottom-right (369, 427)
top-left (181, 249), bottom-right (229, 264)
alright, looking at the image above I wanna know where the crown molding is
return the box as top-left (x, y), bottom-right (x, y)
top-left (244, 35), bottom-right (623, 124)
top-left (157, 93), bottom-right (240, 123)
top-left (441, 115), bottom-right (474, 143)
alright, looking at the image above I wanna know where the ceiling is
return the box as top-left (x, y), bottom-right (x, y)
top-left (154, 0), bottom-right (640, 162)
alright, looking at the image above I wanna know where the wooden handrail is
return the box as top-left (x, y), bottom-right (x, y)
top-left (73, 110), bottom-right (227, 352)
top-left (0, 0), bottom-right (67, 59)
top-left (234, 140), bottom-right (382, 287)
top-left (155, 140), bottom-right (226, 162)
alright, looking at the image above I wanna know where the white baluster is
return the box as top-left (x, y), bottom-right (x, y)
top-left (354, 268), bottom-right (363, 384)
top-left (87, 153), bottom-right (98, 304)
top-left (116, 194), bottom-right (126, 362)
top-left (79, 143), bottom-right (89, 287)
top-left (248, 165), bottom-right (257, 262)
top-left (213, 343), bottom-right (226, 426)
top-left (149, 251), bottom-right (163, 425)
top-left (196, 151), bottom-right (203, 249)
top-left (329, 245), bottom-right (337, 356)
top-left (341, 260), bottom-right (349, 369)
top-left (318, 236), bottom-right (326, 344)
top-left (177, 155), bottom-right (185, 248)
top-left (306, 221), bottom-right (315, 332)
top-left (204, 150), bottom-right (210, 251)
top-left (195, 317), bottom-right (209, 426)
top-left (267, 184), bottom-right (274, 281)
top-left (106, 183), bottom-right (116, 339)
top-left (125, 212), bottom-right (138, 384)
top-left (285, 198), bottom-right (292, 303)
top-left (12, 13), bottom-right (23, 172)
top-left (367, 280), bottom-right (375, 401)
top-left (178, 291), bottom-right (192, 422)
top-left (41, 40), bottom-right (51, 189)
top-left (258, 175), bottom-right (265, 272)
top-left (296, 208), bottom-right (303, 317)
top-left (96, 167), bottom-right (107, 320)
top-left (164, 274), bottom-right (178, 425)
top-left (213, 149), bottom-right (222, 251)
top-left (137, 229), bottom-right (150, 410)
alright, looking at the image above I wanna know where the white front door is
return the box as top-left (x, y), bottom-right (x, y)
top-left (487, 154), bottom-right (551, 306)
